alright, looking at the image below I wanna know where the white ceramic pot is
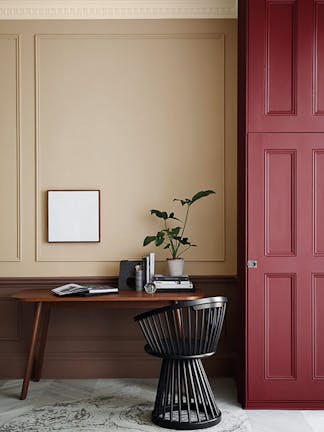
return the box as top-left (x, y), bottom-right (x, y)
top-left (167, 258), bottom-right (184, 276)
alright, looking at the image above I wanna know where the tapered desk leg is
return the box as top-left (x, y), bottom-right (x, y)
top-left (20, 302), bottom-right (43, 400)
top-left (32, 305), bottom-right (50, 382)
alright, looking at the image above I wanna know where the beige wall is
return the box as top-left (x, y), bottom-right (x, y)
top-left (0, 19), bottom-right (237, 277)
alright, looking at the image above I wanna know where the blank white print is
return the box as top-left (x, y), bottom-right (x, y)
top-left (47, 190), bottom-right (100, 242)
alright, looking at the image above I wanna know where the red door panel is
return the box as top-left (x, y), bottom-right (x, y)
top-left (265, 150), bottom-right (297, 255)
top-left (265, 274), bottom-right (297, 379)
top-left (266, 1), bottom-right (296, 115)
top-left (314, 1), bottom-right (324, 115)
top-left (313, 151), bottom-right (324, 254)
top-left (247, 133), bottom-right (324, 404)
top-left (248, 0), bottom-right (324, 132)
top-left (312, 274), bottom-right (324, 378)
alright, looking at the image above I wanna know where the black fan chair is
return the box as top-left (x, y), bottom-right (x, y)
top-left (134, 296), bottom-right (227, 430)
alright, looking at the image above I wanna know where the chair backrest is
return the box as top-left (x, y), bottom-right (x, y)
top-left (134, 296), bottom-right (227, 359)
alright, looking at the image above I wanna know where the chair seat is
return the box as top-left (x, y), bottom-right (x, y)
top-left (144, 342), bottom-right (216, 359)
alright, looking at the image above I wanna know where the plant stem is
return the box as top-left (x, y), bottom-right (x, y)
top-left (174, 203), bottom-right (190, 257)
top-left (177, 244), bottom-right (192, 258)
top-left (164, 220), bottom-right (177, 258)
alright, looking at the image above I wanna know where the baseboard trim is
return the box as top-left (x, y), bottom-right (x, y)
top-left (245, 401), bottom-right (324, 409)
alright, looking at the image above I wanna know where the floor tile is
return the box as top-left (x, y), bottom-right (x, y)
top-left (301, 410), bottom-right (324, 432)
top-left (247, 410), bottom-right (314, 432)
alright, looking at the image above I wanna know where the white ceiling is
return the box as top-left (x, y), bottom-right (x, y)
top-left (0, 0), bottom-right (238, 19)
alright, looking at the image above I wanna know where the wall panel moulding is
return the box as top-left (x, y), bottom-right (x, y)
top-left (0, 1), bottom-right (238, 20)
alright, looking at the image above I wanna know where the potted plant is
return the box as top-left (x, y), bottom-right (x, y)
top-left (143, 190), bottom-right (215, 276)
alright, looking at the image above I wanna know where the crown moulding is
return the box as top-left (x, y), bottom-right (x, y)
top-left (0, 1), bottom-right (238, 20)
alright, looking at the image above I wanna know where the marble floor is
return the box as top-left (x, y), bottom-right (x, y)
top-left (0, 378), bottom-right (323, 432)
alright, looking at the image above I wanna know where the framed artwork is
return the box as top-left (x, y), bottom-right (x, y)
top-left (47, 190), bottom-right (100, 243)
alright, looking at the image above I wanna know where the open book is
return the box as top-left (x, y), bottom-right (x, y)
top-left (52, 283), bottom-right (118, 296)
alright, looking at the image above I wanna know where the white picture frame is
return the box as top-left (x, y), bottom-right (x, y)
top-left (47, 190), bottom-right (100, 243)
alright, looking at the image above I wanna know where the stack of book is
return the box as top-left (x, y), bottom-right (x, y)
top-left (152, 275), bottom-right (194, 292)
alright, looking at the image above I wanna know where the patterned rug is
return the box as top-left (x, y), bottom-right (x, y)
top-left (0, 395), bottom-right (252, 432)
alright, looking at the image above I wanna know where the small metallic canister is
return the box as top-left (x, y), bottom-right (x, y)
top-left (135, 269), bottom-right (143, 292)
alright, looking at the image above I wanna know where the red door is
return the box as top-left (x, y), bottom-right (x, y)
top-left (247, 133), bottom-right (324, 407)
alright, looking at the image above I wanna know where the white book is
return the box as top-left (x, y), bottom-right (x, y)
top-left (153, 274), bottom-right (190, 281)
top-left (52, 283), bottom-right (88, 296)
top-left (156, 284), bottom-right (193, 291)
top-left (84, 286), bottom-right (118, 294)
top-left (154, 280), bottom-right (193, 285)
top-left (154, 281), bottom-right (193, 289)
top-left (146, 256), bottom-right (150, 283)
top-left (149, 252), bottom-right (155, 282)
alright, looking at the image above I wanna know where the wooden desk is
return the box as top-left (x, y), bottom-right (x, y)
top-left (13, 289), bottom-right (202, 400)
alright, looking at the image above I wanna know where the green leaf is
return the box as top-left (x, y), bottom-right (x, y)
top-left (170, 227), bottom-right (181, 237)
top-left (190, 190), bottom-right (215, 205)
top-left (168, 212), bottom-right (182, 221)
top-left (173, 198), bottom-right (191, 206)
top-left (177, 237), bottom-right (191, 245)
top-left (150, 209), bottom-right (168, 219)
top-left (155, 237), bottom-right (164, 247)
top-left (143, 236), bottom-right (156, 246)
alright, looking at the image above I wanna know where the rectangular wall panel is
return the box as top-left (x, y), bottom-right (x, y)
top-left (265, 274), bottom-right (296, 379)
top-left (35, 34), bottom-right (225, 263)
top-left (313, 151), bottom-right (324, 255)
top-left (0, 36), bottom-right (20, 261)
top-left (266, 1), bottom-right (296, 114)
top-left (265, 150), bottom-right (296, 256)
top-left (312, 274), bottom-right (324, 378)
top-left (314, 1), bottom-right (324, 114)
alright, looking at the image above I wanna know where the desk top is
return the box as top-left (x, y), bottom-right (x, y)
top-left (13, 289), bottom-right (203, 303)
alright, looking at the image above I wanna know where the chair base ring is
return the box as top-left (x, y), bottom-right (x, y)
top-left (152, 407), bottom-right (221, 430)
